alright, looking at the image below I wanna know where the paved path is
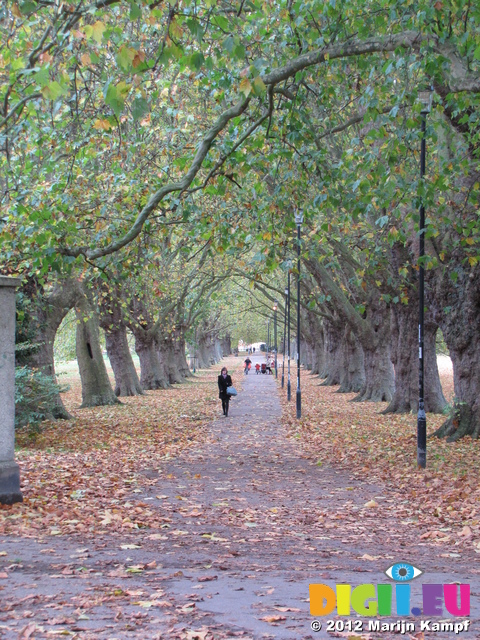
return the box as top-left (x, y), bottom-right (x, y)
top-left (1, 355), bottom-right (479, 639)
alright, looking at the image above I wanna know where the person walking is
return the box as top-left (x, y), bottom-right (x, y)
top-left (218, 366), bottom-right (233, 417)
top-left (244, 356), bottom-right (252, 374)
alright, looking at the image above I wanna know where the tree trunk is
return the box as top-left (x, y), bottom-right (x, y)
top-left (158, 337), bottom-right (184, 385)
top-left (384, 303), bottom-right (446, 414)
top-left (198, 333), bottom-right (216, 367)
top-left (76, 297), bottom-right (120, 408)
top-left (105, 325), bottom-right (143, 397)
top-left (424, 322), bottom-right (447, 412)
top-left (352, 342), bottom-right (394, 402)
top-left (300, 339), bottom-right (311, 369)
top-left (98, 290), bottom-right (143, 397)
top-left (320, 321), bottom-right (343, 386)
top-left (134, 333), bottom-right (170, 390)
top-left (337, 328), bottom-right (365, 393)
top-left (220, 335), bottom-right (232, 355)
top-left (214, 337), bottom-right (223, 362)
top-left (433, 263), bottom-right (480, 440)
top-left (307, 320), bottom-right (325, 377)
top-left (174, 333), bottom-right (192, 379)
top-left (17, 278), bottom-right (82, 419)
top-left (352, 304), bottom-right (394, 403)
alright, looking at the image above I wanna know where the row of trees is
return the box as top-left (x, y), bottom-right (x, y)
top-left (1, 1), bottom-right (480, 439)
top-left (15, 235), bottom-right (234, 421)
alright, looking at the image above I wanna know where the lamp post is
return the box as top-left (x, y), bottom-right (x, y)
top-left (287, 272), bottom-right (291, 401)
top-left (273, 299), bottom-right (278, 378)
top-left (417, 86), bottom-right (433, 469)
top-left (193, 327), bottom-right (197, 373)
top-left (267, 318), bottom-right (270, 358)
top-left (282, 286), bottom-right (288, 388)
top-left (295, 209), bottom-right (303, 419)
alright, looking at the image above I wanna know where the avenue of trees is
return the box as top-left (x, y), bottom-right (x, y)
top-left (1, 0), bottom-right (480, 441)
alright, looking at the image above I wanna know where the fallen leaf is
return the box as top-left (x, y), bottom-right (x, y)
top-left (260, 614), bottom-right (286, 623)
top-left (120, 544), bottom-right (142, 549)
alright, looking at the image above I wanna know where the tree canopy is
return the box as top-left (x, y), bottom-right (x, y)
top-left (2, 0), bottom-right (480, 438)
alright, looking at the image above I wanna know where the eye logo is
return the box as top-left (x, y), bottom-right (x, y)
top-left (385, 562), bottom-right (423, 582)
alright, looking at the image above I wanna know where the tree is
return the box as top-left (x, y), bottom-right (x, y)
top-left (3, 0), bottom-right (480, 437)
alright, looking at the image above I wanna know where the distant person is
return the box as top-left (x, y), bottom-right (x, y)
top-left (255, 363), bottom-right (260, 374)
top-left (253, 347), bottom-right (255, 353)
top-left (244, 356), bottom-right (252, 374)
top-left (218, 366), bottom-right (233, 417)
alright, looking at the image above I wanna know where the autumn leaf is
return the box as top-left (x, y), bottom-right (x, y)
top-left (260, 615), bottom-right (287, 623)
top-left (94, 119), bottom-right (113, 131)
top-left (239, 77), bottom-right (252, 97)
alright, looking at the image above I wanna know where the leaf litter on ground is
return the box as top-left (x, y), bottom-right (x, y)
top-left (1, 358), bottom-right (243, 539)
top-left (279, 357), bottom-right (480, 554)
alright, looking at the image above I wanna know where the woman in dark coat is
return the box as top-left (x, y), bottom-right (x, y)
top-left (218, 366), bottom-right (233, 417)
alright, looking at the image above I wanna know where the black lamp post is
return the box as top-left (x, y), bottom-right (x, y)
top-left (417, 86), bottom-right (433, 469)
top-left (193, 327), bottom-right (197, 373)
top-left (282, 286), bottom-right (288, 388)
top-left (295, 209), bottom-right (303, 419)
top-left (273, 299), bottom-right (278, 378)
top-left (267, 318), bottom-right (270, 357)
top-left (287, 272), bottom-right (291, 401)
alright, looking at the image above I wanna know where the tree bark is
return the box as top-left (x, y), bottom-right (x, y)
top-left (306, 258), bottom-right (394, 400)
top-left (75, 296), bottom-right (120, 408)
top-left (432, 263), bottom-right (480, 440)
top-left (351, 304), bottom-right (394, 402)
top-left (197, 332), bottom-right (217, 367)
top-left (174, 332), bottom-right (192, 379)
top-left (300, 339), bottom-right (311, 369)
top-left (17, 278), bottom-right (83, 419)
top-left (214, 337), bottom-right (223, 362)
top-left (320, 321), bottom-right (343, 386)
top-left (384, 303), bottom-right (446, 414)
top-left (158, 336), bottom-right (184, 385)
top-left (98, 290), bottom-right (143, 397)
top-left (337, 328), bottom-right (365, 394)
top-left (105, 324), bottom-right (143, 397)
top-left (306, 317), bottom-right (325, 377)
top-left (134, 332), bottom-right (170, 390)
top-left (220, 335), bottom-right (232, 356)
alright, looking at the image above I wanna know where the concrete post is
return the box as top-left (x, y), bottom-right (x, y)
top-left (0, 276), bottom-right (23, 505)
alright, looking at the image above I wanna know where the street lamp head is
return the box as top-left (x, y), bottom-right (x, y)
top-left (294, 209), bottom-right (304, 226)
top-left (273, 299), bottom-right (278, 311)
top-left (418, 86), bottom-right (433, 114)
top-left (285, 287), bottom-right (288, 296)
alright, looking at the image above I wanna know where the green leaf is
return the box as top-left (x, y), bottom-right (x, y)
top-left (42, 81), bottom-right (67, 100)
top-left (91, 21), bottom-right (105, 43)
top-left (213, 15), bottom-right (230, 30)
top-left (131, 97), bottom-right (149, 121)
top-left (129, 2), bottom-right (142, 20)
top-left (105, 82), bottom-right (130, 116)
top-left (117, 46), bottom-right (136, 71)
top-left (223, 36), bottom-right (235, 53)
top-left (252, 76), bottom-right (266, 96)
top-left (234, 43), bottom-right (245, 59)
top-left (188, 52), bottom-right (204, 70)
top-left (20, 1), bottom-right (36, 13)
